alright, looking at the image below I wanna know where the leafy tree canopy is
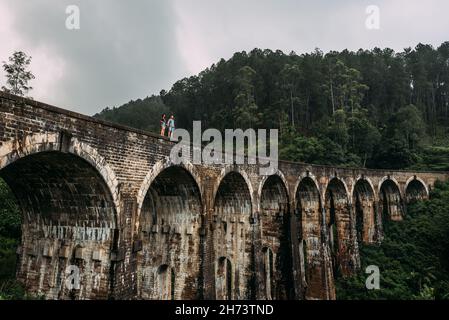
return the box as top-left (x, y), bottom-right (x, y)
top-left (1, 51), bottom-right (35, 97)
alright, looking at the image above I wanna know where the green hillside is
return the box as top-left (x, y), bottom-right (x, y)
top-left (336, 181), bottom-right (449, 300)
top-left (94, 43), bottom-right (449, 170)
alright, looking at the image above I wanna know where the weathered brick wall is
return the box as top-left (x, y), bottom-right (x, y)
top-left (1, 91), bottom-right (448, 300)
top-left (212, 171), bottom-right (253, 300)
top-left (136, 167), bottom-right (203, 299)
top-left (353, 179), bottom-right (377, 244)
top-left (258, 175), bottom-right (292, 300)
top-left (2, 152), bottom-right (116, 299)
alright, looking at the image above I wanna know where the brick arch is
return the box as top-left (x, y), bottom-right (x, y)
top-left (352, 178), bottom-right (377, 244)
top-left (405, 176), bottom-right (429, 202)
top-left (258, 172), bottom-right (292, 300)
top-left (351, 176), bottom-right (377, 202)
top-left (324, 177), bottom-right (351, 203)
top-left (257, 170), bottom-right (290, 213)
top-left (136, 160), bottom-right (203, 300)
top-left (379, 177), bottom-right (404, 222)
top-left (212, 167), bottom-right (255, 212)
top-left (0, 132), bottom-right (121, 224)
top-left (378, 176), bottom-right (402, 198)
top-left (296, 176), bottom-right (322, 206)
top-left (211, 169), bottom-right (254, 299)
top-left (0, 132), bottom-right (59, 169)
top-left (324, 177), bottom-right (359, 277)
top-left (293, 173), bottom-right (323, 207)
top-left (213, 170), bottom-right (253, 216)
top-left (0, 133), bottom-right (120, 300)
top-left (295, 175), bottom-right (326, 300)
top-left (136, 158), bottom-right (204, 223)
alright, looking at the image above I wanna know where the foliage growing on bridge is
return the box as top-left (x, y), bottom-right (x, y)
top-left (336, 181), bottom-right (449, 300)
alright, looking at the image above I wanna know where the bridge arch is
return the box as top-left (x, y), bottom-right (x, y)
top-left (136, 158), bottom-right (203, 222)
top-left (0, 133), bottom-right (120, 300)
top-left (377, 176), bottom-right (402, 198)
top-left (295, 176), bottom-right (325, 299)
top-left (324, 177), bottom-right (358, 277)
top-left (136, 160), bottom-right (203, 300)
top-left (258, 172), bottom-right (291, 299)
top-left (0, 133), bottom-right (121, 217)
top-left (257, 170), bottom-right (290, 212)
top-left (350, 176), bottom-right (377, 202)
top-left (293, 173), bottom-right (322, 206)
top-left (352, 178), bottom-right (377, 244)
top-left (212, 170), bottom-right (253, 300)
top-left (405, 176), bottom-right (429, 203)
top-left (212, 167), bottom-right (255, 211)
top-left (325, 176), bottom-right (351, 201)
top-left (379, 177), bottom-right (404, 222)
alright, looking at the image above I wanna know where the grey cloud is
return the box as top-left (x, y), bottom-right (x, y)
top-left (6, 0), bottom-right (185, 114)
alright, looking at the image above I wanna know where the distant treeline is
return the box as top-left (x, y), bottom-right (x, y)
top-left (94, 43), bottom-right (449, 170)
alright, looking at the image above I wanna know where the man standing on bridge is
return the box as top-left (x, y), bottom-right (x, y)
top-left (167, 114), bottom-right (175, 138)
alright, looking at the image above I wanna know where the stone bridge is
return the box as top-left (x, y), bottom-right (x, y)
top-left (0, 91), bottom-right (447, 300)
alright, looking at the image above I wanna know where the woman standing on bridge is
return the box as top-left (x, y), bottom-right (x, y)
top-left (160, 113), bottom-right (166, 136)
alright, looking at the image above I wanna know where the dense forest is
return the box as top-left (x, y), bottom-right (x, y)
top-left (336, 181), bottom-right (449, 300)
top-left (0, 179), bottom-right (27, 299)
top-left (95, 43), bottom-right (449, 170)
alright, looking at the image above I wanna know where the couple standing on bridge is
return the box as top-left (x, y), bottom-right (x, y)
top-left (160, 113), bottom-right (175, 138)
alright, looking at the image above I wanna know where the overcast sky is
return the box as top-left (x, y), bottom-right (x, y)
top-left (0, 0), bottom-right (448, 115)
